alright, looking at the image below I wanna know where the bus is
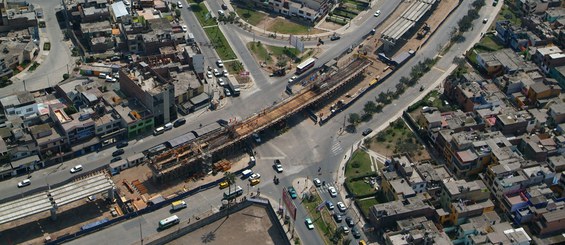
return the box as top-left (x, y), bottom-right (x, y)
top-left (223, 185), bottom-right (243, 200)
top-left (158, 215), bottom-right (180, 230)
top-left (296, 58), bottom-right (316, 75)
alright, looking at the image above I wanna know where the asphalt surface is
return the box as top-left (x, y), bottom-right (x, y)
top-left (3, 0), bottom-right (502, 244)
top-left (0, 0), bottom-right (74, 97)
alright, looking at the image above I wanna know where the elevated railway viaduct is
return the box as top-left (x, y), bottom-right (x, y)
top-left (149, 58), bottom-right (372, 183)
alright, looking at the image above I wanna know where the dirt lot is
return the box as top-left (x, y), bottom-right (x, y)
top-left (163, 205), bottom-right (286, 245)
top-left (0, 195), bottom-right (115, 245)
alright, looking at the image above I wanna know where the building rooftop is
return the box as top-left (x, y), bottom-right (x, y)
top-left (80, 20), bottom-right (112, 33)
top-left (443, 179), bottom-right (486, 196)
top-left (111, 1), bottom-right (129, 18)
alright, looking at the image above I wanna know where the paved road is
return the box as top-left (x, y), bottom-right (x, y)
top-left (3, 0), bottom-right (501, 243)
top-left (1, 0), bottom-right (74, 97)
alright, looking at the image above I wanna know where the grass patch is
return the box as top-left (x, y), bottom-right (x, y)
top-left (467, 49), bottom-right (479, 66)
top-left (43, 42), bottom-right (51, 51)
top-left (347, 179), bottom-right (376, 197)
top-left (225, 60), bottom-right (245, 74)
top-left (203, 26), bottom-right (237, 60)
top-left (356, 198), bottom-right (379, 218)
top-left (303, 190), bottom-right (336, 244)
top-left (234, 6), bottom-right (267, 26)
top-left (247, 42), bottom-right (272, 63)
top-left (268, 18), bottom-right (312, 35)
top-left (28, 62), bottom-right (40, 72)
top-left (191, 3), bottom-right (218, 26)
top-left (478, 34), bottom-right (503, 51)
top-left (266, 45), bottom-right (309, 63)
top-left (345, 150), bottom-right (372, 179)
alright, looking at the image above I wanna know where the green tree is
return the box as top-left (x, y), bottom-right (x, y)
top-left (363, 101), bottom-right (378, 114)
top-left (63, 73), bottom-right (70, 80)
top-left (395, 83), bottom-right (405, 94)
top-left (341, 238), bottom-right (353, 245)
top-left (348, 113), bottom-right (360, 125)
top-left (361, 113), bottom-right (372, 122)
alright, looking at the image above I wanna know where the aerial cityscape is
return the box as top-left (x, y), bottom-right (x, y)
top-left (0, 0), bottom-right (563, 244)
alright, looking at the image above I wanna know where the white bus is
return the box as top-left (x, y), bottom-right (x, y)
top-left (158, 215), bottom-right (180, 230)
top-left (296, 58), bottom-right (316, 75)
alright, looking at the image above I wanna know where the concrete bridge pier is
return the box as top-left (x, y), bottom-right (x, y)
top-left (50, 204), bottom-right (58, 221)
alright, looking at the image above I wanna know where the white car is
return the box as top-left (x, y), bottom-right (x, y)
top-left (177, 1), bottom-right (182, 8)
top-left (217, 59), bottom-right (224, 67)
top-left (213, 68), bottom-right (221, 77)
top-left (250, 173), bottom-right (261, 180)
top-left (17, 179), bottom-right (31, 188)
top-left (374, 10), bottom-right (381, 17)
top-left (223, 69), bottom-right (228, 77)
top-left (337, 201), bottom-right (346, 212)
top-left (182, 25), bottom-right (188, 32)
top-left (207, 71), bottom-right (213, 79)
top-left (341, 226), bottom-right (350, 234)
top-left (313, 178), bottom-right (322, 187)
top-left (328, 186), bottom-right (337, 197)
top-left (218, 78), bottom-right (226, 86)
top-left (70, 165), bottom-right (83, 173)
top-left (224, 87), bottom-right (231, 96)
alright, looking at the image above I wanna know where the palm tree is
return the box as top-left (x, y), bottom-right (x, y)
top-left (224, 171), bottom-right (236, 197)
top-left (223, 171), bottom-right (236, 216)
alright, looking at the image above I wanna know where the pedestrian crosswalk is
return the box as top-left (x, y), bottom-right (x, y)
top-left (330, 139), bottom-right (343, 156)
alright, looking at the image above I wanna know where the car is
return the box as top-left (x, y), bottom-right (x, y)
top-left (123, 0), bottom-right (130, 5)
top-left (223, 69), bottom-right (228, 77)
top-left (70, 165), bottom-right (83, 173)
top-left (249, 156), bottom-right (256, 164)
top-left (250, 178), bottom-right (260, 186)
top-left (333, 213), bottom-right (342, 222)
top-left (370, 28), bottom-right (376, 35)
top-left (164, 123), bottom-right (173, 131)
top-left (112, 149), bottom-right (124, 157)
top-left (483, 18), bottom-right (488, 23)
top-left (288, 77), bottom-right (294, 83)
top-left (207, 71), bottom-right (213, 79)
top-left (287, 186), bottom-right (297, 199)
top-left (218, 78), bottom-right (226, 86)
top-left (374, 9), bottom-right (381, 17)
top-left (176, 1), bottom-right (182, 8)
top-left (224, 88), bottom-right (231, 97)
top-left (313, 178), bottom-right (322, 187)
top-left (341, 226), bottom-right (350, 234)
top-left (337, 201), bottom-right (346, 212)
top-left (249, 173), bottom-right (261, 180)
top-left (305, 218), bottom-right (314, 230)
top-left (110, 56), bottom-right (120, 61)
top-left (111, 156), bottom-right (122, 163)
top-left (213, 68), bottom-right (221, 77)
top-left (252, 133), bottom-right (261, 143)
top-left (352, 227), bottom-right (361, 238)
top-left (218, 10), bottom-right (225, 16)
top-left (326, 201), bottom-right (334, 210)
top-left (181, 25), bottom-right (188, 32)
top-left (17, 179), bottom-right (31, 188)
top-left (274, 160), bottom-right (283, 173)
top-left (116, 141), bottom-right (129, 148)
top-left (219, 181), bottom-right (229, 189)
top-left (330, 35), bottom-right (341, 41)
top-left (345, 216), bottom-right (355, 227)
top-left (216, 59), bottom-right (224, 67)
top-left (221, 3), bottom-right (228, 10)
top-left (173, 118), bottom-right (186, 127)
top-left (362, 128), bottom-right (373, 136)
top-left (328, 186), bottom-right (337, 197)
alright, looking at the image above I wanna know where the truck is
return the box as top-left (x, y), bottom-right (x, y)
top-left (241, 169), bottom-right (253, 179)
top-left (226, 76), bottom-right (241, 96)
top-left (223, 186), bottom-right (243, 200)
top-left (171, 200), bottom-right (187, 211)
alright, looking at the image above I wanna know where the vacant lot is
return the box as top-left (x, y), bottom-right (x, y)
top-left (234, 6), bottom-right (267, 26)
top-left (367, 119), bottom-right (430, 162)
